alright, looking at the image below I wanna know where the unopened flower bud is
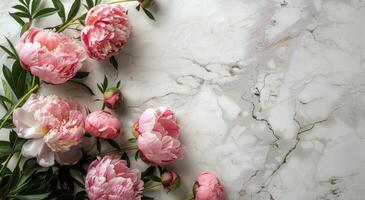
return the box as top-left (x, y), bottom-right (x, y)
top-left (161, 170), bottom-right (181, 190)
top-left (104, 87), bottom-right (123, 109)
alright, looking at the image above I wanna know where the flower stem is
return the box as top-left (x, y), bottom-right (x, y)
top-left (109, 0), bottom-right (138, 4)
top-left (92, 145), bottom-right (138, 157)
top-left (0, 84), bottom-right (39, 129)
top-left (57, 16), bottom-right (83, 33)
top-left (144, 182), bottom-right (163, 191)
top-left (0, 154), bottom-right (12, 181)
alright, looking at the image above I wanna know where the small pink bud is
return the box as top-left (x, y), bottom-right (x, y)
top-left (161, 170), bottom-right (181, 190)
top-left (104, 87), bottom-right (123, 109)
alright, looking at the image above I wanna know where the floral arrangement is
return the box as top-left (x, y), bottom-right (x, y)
top-left (0, 0), bottom-right (225, 199)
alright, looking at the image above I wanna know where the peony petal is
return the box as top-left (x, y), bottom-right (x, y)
top-left (13, 108), bottom-right (43, 139)
top-left (55, 145), bottom-right (82, 165)
top-left (37, 143), bottom-right (54, 167)
top-left (21, 138), bottom-right (44, 158)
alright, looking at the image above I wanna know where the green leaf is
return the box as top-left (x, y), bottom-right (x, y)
top-left (0, 95), bottom-right (13, 106)
top-left (142, 166), bottom-right (156, 179)
top-left (11, 11), bottom-right (30, 18)
top-left (69, 80), bottom-right (95, 96)
top-left (102, 76), bottom-right (108, 91)
top-left (0, 45), bottom-right (16, 59)
top-left (12, 5), bottom-right (30, 15)
top-left (34, 8), bottom-right (59, 18)
top-left (74, 191), bottom-right (87, 200)
top-left (95, 0), bottom-right (102, 5)
top-left (116, 80), bottom-right (121, 88)
top-left (136, 4), bottom-right (141, 11)
top-left (121, 152), bottom-right (130, 168)
top-left (105, 139), bottom-right (120, 150)
top-left (135, 150), bottom-right (140, 161)
top-left (52, 0), bottom-right (65, 22)
top-left (0, 141), bottom-right (12, 155)
top-left (73, 71), bottom-right (89, 79)
top-left (9, 193), bottom-right (50, 200)
top-left (96, 83), bottom-right (103, 93)
top-left (143, 8), bottom-right (155, 20)
top-left (67, 0), bottom-right (81, 22)
top-left (31, 0), bottom-right (41, 14)
top-left (144, 175), bottom-right (161, 182)
top-left (3, 65), bottom-right (15, 90)
top-left (128, 138), bottom-right (137, 144)
top-left (5, 37), bottom-right (19, 59)
top-left (109, 56), bottom-right (118, 70)
top-left (9, 13), bottom-right (25, 26)
top-left (96, 138), bottom-right (101, 153)
top-left (11, 14), bottom-right (26, 26)
top-left (86, 0), bottom-right (94, 9)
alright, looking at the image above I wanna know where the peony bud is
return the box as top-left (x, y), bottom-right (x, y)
top-left (161, 170), bottom-right (181, 190)
top-left (104, 87), bottom-right (123, 109)
top-left (85, 111), bottom-right (121, 139)
top-left (139, 0), bottom-right (154, 8)
top-left (193, 172), bottom-right (224, 200)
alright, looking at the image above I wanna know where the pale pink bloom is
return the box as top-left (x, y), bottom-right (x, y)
top-left (85, 111), bottom-right (121, 139)
top-left (85, 156), bottom-right (144, 200)
top-left (12, 94), bottom-right (86, 167)
top-left (18, 28), bottom-right (86, 84)
top-left (81, 4), bottom-right (130, 60)
top-left (104, 87), bottom-right (123, 109)
top-left (194, 172), bottom-right (225, 200)
top-left (134, 107), bottom-right (184, 165)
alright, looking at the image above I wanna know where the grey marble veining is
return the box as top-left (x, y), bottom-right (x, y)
top-left (1, 0), bottom-right (365, 199)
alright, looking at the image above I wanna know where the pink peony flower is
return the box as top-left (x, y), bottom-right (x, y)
top-left (85, 111), bottom-right (121, 139)
top-left (18, 28), bottom-right (86, 84)
top-left (193, 172), bottom-right (225, 200)
top-left (81, 4), bottom-right (130, 60)
top-left (134, 107), bottom-right (184, 165)
top-left (85, 156), bottom-right (144, 200)
top-left (12, 94), bottom-right (86, 167)
top-left (104, 87), bottom-right (123, 109)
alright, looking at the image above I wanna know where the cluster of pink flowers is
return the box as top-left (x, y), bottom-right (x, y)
top-left (11, 2), bottom-right (226, 200)
top-left (17, 4), bottom-right (130, 84)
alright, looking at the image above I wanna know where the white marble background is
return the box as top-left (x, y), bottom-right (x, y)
top-left (1, 0), bottom-right (365, 199)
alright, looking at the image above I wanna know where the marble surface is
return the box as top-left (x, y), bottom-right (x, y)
top-left (1, 0), bottom-right (365, 199)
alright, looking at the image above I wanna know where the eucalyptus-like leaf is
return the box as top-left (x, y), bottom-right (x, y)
top-left (34, 7), bottom-right (58, 18)
top-left (73, 71), bottom-right (89, 79)
top-left (121, 152), bottom-right (130, 168)
top-left (67, 0), bottom-right (81, 22)
top-left (109, 56), bottom-right (118, 70)
top-left (69, 80), bottom-right (95, 96)
top-left (9, 13), bottom-right (25, 26)
top-left (86, 0), bottom-right (94, 9)
top-left (30, 0), bottom-right (41, 15)
top-left (105, 138), bottom-right (120, 150)
top-left (12, 5), bottom-right (30, 15)
top-left (52, 0), bottom-right (65, 22)
top-left (143, 8), bottom-right (155, 21)
top-left (102, 75), bottom-right (108, 91)
top-left (11, 11), bottom-right (29, 18)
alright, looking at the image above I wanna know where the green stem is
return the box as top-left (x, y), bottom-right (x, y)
top-left (94, 145), bottom-right (138, 157)
top-left (109, 0), bottom-right (138, 4)
top-left (0, 84), bottom-right (39, 129)
top-left (57, 16), bottom-right (83, 33)
top-left (0, 154), bottom-right (12, 179)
